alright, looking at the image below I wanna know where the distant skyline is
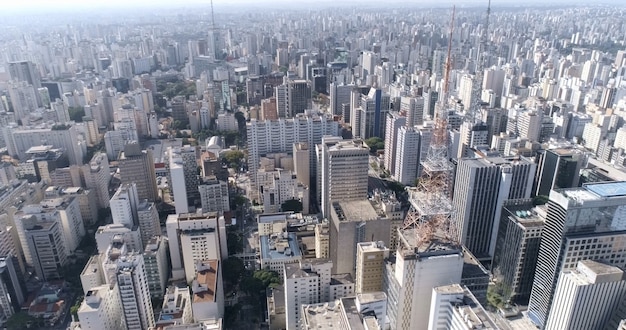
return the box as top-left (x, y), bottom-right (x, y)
top-left (2, 0), bottom-right (618, 12)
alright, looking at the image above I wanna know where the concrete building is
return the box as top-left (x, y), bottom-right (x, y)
top-left (384, 230), bottom-right (464, 330)
top-left (191, 260), bottom-right (224, 322)
top-left (82, 152), bottom-right (111, 209)
top-left (528, 181), bottom-right (626, 328)
top-left (0, 255), bottom-right (25, 323)
top-left (355, 241), bottom-right (389, 294)
top-left (166, 211), bottom-right (228, 282)
top-left (24, 220), bottom-right (67, 280)
top-left (256, 169), bottom-right (309, 214)
top-left (136, 201), bottom-right (160, 246)
top-left (95, 224), bottom-right (143, 254)
top-left (301, 293), bottom-right (387, 330)
top-left (156, 285), bottom-right (194, 327)
top-left (114, 253), bottom-right (155, 330)
top-left (314, 220), bottom-right (329, 259)
top-left (77, 285), bottom-right (123, 330)
top-left (3, 123), bottom-right (85, 165)
top-left (394, 125), bottom-right (432, 185)
top-left (492, 200), bottom-right (545, 304)
top-left (198, 176), bottom-right (229, 213)
top-left (292, 142), bottom-right (310, 187)
top-left (452, 155), bottom-right (536, 260)
top-left (118, 143), bottom-right (158, 202)
top-left (329, 200), bottom-right (391, 276)
top-left (260, 232), bottom-right (302, 275)
top-left (320, 138), bottom-right (369, 217)
top-left (329, 82), bottom-right (354, 116)
top-left (167, 146), bottom-right (199, 214)
top-left (359, 87), bottom-right (390, 139)
top-left (144, 236), bottom-right (169, 298)
top-left (545, 260), bottom-right (626, 330)
top-left (110, 183), bottom-right (139, 229)
top-left (383, 111), bottom-right (406, 176)
top-left (533, 147), bottom-right (586, 197)
top-left (428, 284), bottom-right (498, 330)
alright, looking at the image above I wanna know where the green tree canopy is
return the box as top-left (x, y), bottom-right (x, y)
top-left (222, 150), bottom-right (245, 169)
top-left (364, 137), bottom-right (385, 153)
top-left (68, 106), bottom-right (85, 122)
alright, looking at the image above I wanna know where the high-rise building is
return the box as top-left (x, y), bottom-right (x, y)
top-left (383, 230), bottom-right (464, 330)
top-left (284, 260), bottom-right (333, 329)
top-left (166, 211), bottom-right (227, 281)
top-left (319, 138), bottom-right (369, 217)
top-left (527, 181), bottom-right (626, 328)
top-left (452, 155), bottom-right (536, 260)
top-left (115, 253), bottom-right (155, 330)
top-left (198, 176), bottom-right (230, 213)
top-left (8, 61), bottom-right (41, 89)
top-left (82, 152), bottom-right (111, 209)
top-left (143, 236), bottom-right (169, 298)
top-left (355, 241), bottom-right (389, 294)
top-left (329, 82), bottom-right (354, 116)
top-left (545, 260), bottom-right (626, 330)
top-left (359, 87), bottom-right (390, 139)
top-left (136, 201), bottom-right (160, 246)
top-left (428, 284), bottom-right (499, 330)
top-left (0, 255), bottom-right (25, 324)
top-left (118, 143), bottom-right (158, 202)
top-left (293, 142), bottom-right (310, 187)
top-left (77, 285), bottom-right (123, 330)
top-left (110, 183), bottom-right (139, 229)
top-left (314, 221), bottom-right (329, 259)
top-left (458, 122), bottom-right (489, 158)
top-left (492, 199), bottom-right (545, 304)
top-left (394, 125), bottom-right (432, 186)
top-left (401, 96), bottom-right (425, 127)
top-left (24, 220), bottom-right (67, 280)
top-left (533, 148), bottom-right (586, 197)
top-left (383, 111), bottom-right (406, 176)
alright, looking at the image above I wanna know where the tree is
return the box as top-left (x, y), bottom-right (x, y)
top-left (281, 199), bottom-right (303, 213)
top-left (222, 150), bottom-right (245, 169)
top-left (222, 257), bottom-right (245, 282)
top-left (386, 181), bottom-right (405, 196)
top-left (6, 312), bottom-right (39, 330)
top-left (533, 195), bottom-right (549, 206)
top-left (226, 228), bottom-right (244, 255)
top-left (364, 137), bottom-right (385, 153)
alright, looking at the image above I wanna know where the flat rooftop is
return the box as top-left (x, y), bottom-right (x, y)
top-left (333, 200), bottom-right (379, 222)
top-left (193, 260), bottom-right (218, 304)
top-left (302, 301), bottom-right (344, 329)
top-left (585, 181), bottom-right (626, 198)
top-left (260, 232), bottom-right (301, 260)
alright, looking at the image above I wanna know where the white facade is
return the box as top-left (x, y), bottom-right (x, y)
top-left (216, 112), bottom-right (238, 132)
top-left (110, 183), bottom-right (139, 229)
top-left (284, 260), bottom-right (334, 330)
top-left (166, 211), bottom-right (228, 281)
top-left (394, 126), bottom-right (420, 185)
top-left (428, 284), bottom-right (498, 330)
top-left (4, 123), bottom-right (84, 165)
top-left (115, 254), bottom-right (155, 330)
top-left (144, 236), bottom-right (169, 298)
top-left (320, 138), bottom-right (369, 217)
top-left (192, 260), bottom-right (224, 322)
top-left (82, 152), bottom-right (111, 208)
top-left (198, 178), bottom-right (230, 213)
top-left (77, 285), bottom-right (123, 330)
top-left (384, 111), bottom-right (406, 176)
top-left (156, 285), bottom-right (193, 326)
top-left (256, 169), bottom-right (309, 214)
top-left (545, 260), bottom-right (626, 330)
top-left (169, 149), bottom-right (189, 215)
top-left (95, 223), bottom-right (143, 254)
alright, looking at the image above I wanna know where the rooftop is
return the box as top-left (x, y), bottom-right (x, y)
top-left (260, 232), bottom-right (301, 261)
top-left (301, 301), bottom-right (345, 330)
top-left (193, 260), bottom-right (218, 304)
top-left (332, 200), bottom-right (380, 222)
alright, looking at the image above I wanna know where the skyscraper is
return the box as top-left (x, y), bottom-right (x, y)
top-left (527, 181), bottom-right (626, 328)
top-left (355, 241), bottom-right (389, 294)
top-left (359, 87), bottom-right (390, 139)
top-left (8, 60), bottom-right (41, 89)
top-left (452, 155), bottom-right (536, 260)
top-left (319, 138), bottom-right (369, 217)
top-left (383, 111), bottom-right (406, 176)
top-left (545, 260), bottom-right (626, 330)
top-left (118, 143), bottom-right (158, 202)
top-left (110, 183), bottom-right (139, 229)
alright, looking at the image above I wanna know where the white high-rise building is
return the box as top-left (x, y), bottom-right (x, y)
top-left (198, 176), bottom-right (230, 213)
top-left (319, 138), bottom-right (369, 217)
top-left (82, 152), bottom-right (111, 209)
top-left (115, 254), bottom-right (155, 330)
top-left (384, 112), bottom-right (406, 176)
top-left (110, 183), bottom-right (139, 229)
top-left (166, 211), bottom-right (228, 281)
top-left (518, 110), bottom-right (543, 142)
top-left (167, 146), bottom-right (198, 214)
top-left (95, 224), bottom-right (143, 254)
top-left (384, 230), bottom-right (464, 330)
top-left (77, 285), bottom-right (123, 330)
top-left (428, 284), bottom-right (498, 330)
top-left (136, 201), bottom-right (160, 246)
top-left (401, 96), bottom-right (425, 126)
top-left (545, 260), bottom-right (626, 330)
top-left (394, 126), bottom-right (420, 185)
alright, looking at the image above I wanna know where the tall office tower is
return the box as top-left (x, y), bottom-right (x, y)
top-left (166, 211), bottom-right (227, 282)
top-left (143, 236), bottom-right (169, 298)
top-left (384, 230), bottom-right (464, 330)
top-left (136, 201), bottom-right (160, 246)
top-left (545, 260), bottom-right (626, 330)
top-left (293, 142), bottom-right (310, 187)
top-left (355, 241), bottom-right (389, 294)
top-left (198, 176), bottom-right (230, 213)
top-left (452, 155), bottom-right (536, 260)
top-left (533, 148), bottom-right (586, 197)
top-left (167, 147), bottom-right (191, 214)
top-left (0, 255), bottom-right (25, 323)
top-left (287, 79), bottom-right (312, 117)
top-left (7, 81), bottom-right (38, 119)
top-left (459, 74), bottom-right (474, 110)
top-left (401, 96), bottom-right (425, 127)
top-left (77, 285), bottom-right (123, 330)
top-left (329, 82), bottom-right (354, 116)
top-left (359, 87), bottom-right (391, 139)
top-left (424, 89), bottom-right (439, 119)
top-left (284, 259), bottom-right (346, 329)
top-left (493, 199), bottom-right (545, 304)
top-left (329, 200), bottom-right (391, 276)
top-left (8, 60), bottom-right (41, 91)
top-left (246, 111), bottom-right (340, 194)
top-left (118, 143), bottom-right (158, 202)
top-left (361, 51), bottom-right (379, 79)
top-left (428, 284), bottom-right (498, 330)
top-left (191, 260), bottom-right (225, 322)
top-left (394, 125), bottom-right (432, 186)
top-left (320, 138), bottom-right (369, 217)
top-left (260, 97), bottom-right (278, 120)
top-left (383, 111), bottom-right (406, 176)
top-left (275, 84), bottom-right (288, 118)
top-left (527, 181), bottom-right (626, 328)
top-left (110, 183), bottom-right (139, 228)
top-left (24, 220), bottom-right (67, 280)
top-left (518, 110), bottom-right (543, 142)
top-left (458, 121), bottom-right (489, 158)
top-left (114, 253), bottom-right (155, 330)
top-left (599, 86), bottom-right (617, 109)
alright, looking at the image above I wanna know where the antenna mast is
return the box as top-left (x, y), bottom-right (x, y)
top-left (466, 0), bottom-right (491, 124)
